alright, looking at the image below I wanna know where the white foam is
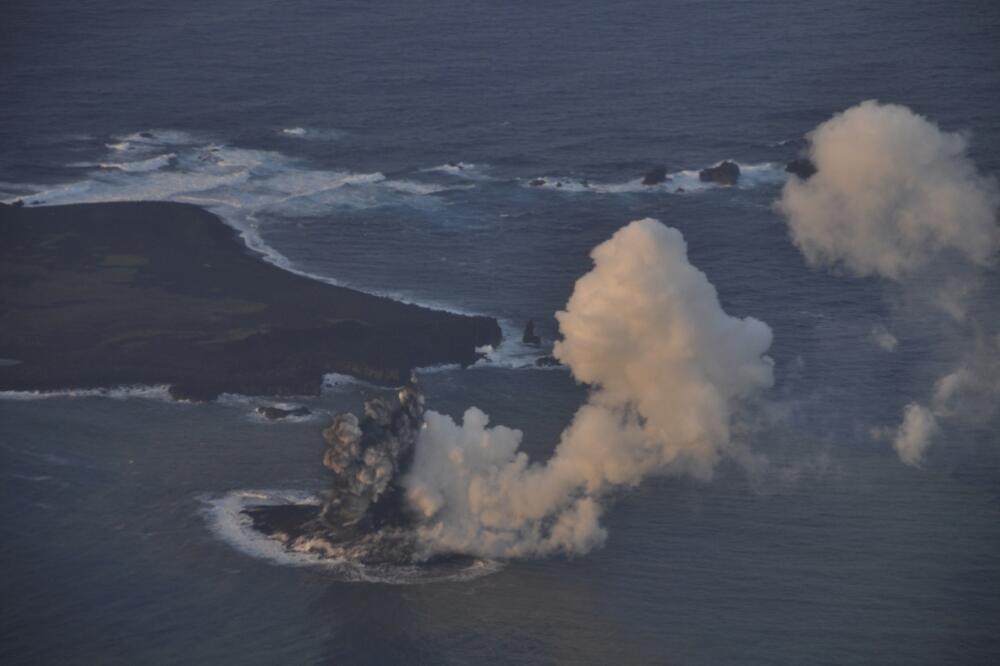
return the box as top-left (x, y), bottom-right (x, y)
top-left (93, 153), bottom-right (177, 173)
top-left (3, 135), bottom-right (495, 317)
top-left (423, 162), bottom-right (495, 181)
top-left (103, 130), bottom-right (200, 155)
top-left (521, 177), bottom-right (592, 193)
top-left (201, 489), bottom-right (503, 583)
top-left (736, 161), bottom-right (787, 187)
top-left (473, 319), bottom-right (559, 370)
top-left (522, 162), bottom-right (787, 195)
top-left (414, 363), bottom-right (463, 375)
top-left (202, 490), bottom-right (329, 569)
top-left (320, 372), bottom-right (389, 392)
top-left (383, 180), bottom-right (473, 196)
top-left (279, 127), bottom-right (343, 141)
top-left (248, 402), bottom-right (321, 424)
top-left (0, 385), bottom-right (175, 402)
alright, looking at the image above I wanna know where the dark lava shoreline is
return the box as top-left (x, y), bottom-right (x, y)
top-left (0, 201), bottom-right (501, 400)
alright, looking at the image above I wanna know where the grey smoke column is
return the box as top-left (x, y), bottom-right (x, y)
top-left (318, 375), bottom-right (425, 530)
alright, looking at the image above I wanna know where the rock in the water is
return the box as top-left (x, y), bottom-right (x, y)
top-left (535, 355), bottom-right (560, 367)
top-left (642, 165), bottom-right (668, 186)
top-left (256, 405), bottom-right (311, 420)
top-left (529, 178), bottom-right (546, 187)
top-left (785, 157), bottom-right (817, 179)
top-left (699, 161), bottom-right (740, 186)
top-left (522, 320), bottom-right (541, 345)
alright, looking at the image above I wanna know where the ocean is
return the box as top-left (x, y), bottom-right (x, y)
top-left (2, 0), bottom-right (999, 663)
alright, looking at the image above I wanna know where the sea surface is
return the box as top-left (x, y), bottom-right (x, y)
top-left (2, 1), bottom-right (999, 664)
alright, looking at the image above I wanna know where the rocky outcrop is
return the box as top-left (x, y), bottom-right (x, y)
top-left (522, 320), bottom-right (542, 345)
top-left (699, 161), bottom-right (740, 186)
top-left (642, 165), bottom-right (669, 186)
top-left (255, 405), bottom-right (311, 420)
top-left (785, 157), bottom-right (817, 179)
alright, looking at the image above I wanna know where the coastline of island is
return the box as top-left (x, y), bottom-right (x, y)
top-left (0, 201), bottom-right (502, 401)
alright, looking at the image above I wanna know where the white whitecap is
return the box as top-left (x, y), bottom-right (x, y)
top-left (95, 153), bottom-right (177, 173)
top-left (0, 385), bottom-right (175, 402)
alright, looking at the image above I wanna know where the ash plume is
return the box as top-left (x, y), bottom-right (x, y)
top-left (318, 379), bottom-right (424, 530)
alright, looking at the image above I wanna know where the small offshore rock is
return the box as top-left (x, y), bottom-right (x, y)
top-left (698, 160), bottom-right (740, 186)
top-left (522, 320), bottom-right (542, 345)
top-left (256, 405), bottom-right (312, 420)
top-left (785, 157), bottom-right (817, 179)
top-left (535, 355), bottom-right (560, 367)
top-left (642, 165), bottom-right (668, 186)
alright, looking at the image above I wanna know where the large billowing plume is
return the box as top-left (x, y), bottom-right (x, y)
top-left (777, 100), bottom-right (999, 281)
top-left (403, 218), bottom-right (775, 558)
top-left (776, 101), bottom-right (1000, 466)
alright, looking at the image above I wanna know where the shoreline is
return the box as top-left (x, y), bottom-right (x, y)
top-left (0, 201), bottom-right (502, 400)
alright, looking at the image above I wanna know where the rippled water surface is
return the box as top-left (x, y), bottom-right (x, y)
top-left (2, 1), bottom-right (999, 663)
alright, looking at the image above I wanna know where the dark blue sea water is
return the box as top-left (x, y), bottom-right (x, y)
top-left (2, 1), bottom-right (999, 663)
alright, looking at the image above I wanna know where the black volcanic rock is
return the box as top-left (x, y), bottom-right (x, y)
top-left (642, 165), bottom-right (669, 186)
top-left (529, 178), bottom-right (546, 187)
top-left (785, 157), bottom-right (817, 179)
top-left (522, 320), bottom-right (542, 345)
top-left (535, 355), bottom-right (560, 367)
top-left (0, 202), bottom-right (502, 399)
top-left (242, 378), bottom-right (429, 565)
top-left (699, 161), bottom-right (740, 186)
top-left (256, 405), bottom-right (312, 420)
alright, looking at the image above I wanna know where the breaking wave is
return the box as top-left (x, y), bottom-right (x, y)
top-left (521, 161), bottom-right (786, 194)
top-left (2, 130), bottom-right (494, 316)
top-left (279, 126), bottom-right (344, 141)
top-left (472, 320), bottom-right (563, 370)
top-left (0, 385), bottom-right (175, 402)
top-left (423, 162), bottom-right (496, 181)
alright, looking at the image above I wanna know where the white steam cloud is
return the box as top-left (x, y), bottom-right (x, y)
top-left (880, 337), bottom-right (1000, 467)
top-left (887, 403), bottom-right (938, 467)
top-left (777, 101), bottom-right (1000, 466)
top-left (870, 324), bottom-right (898, 352)
top-left (404, 219), bottom-right (774, 558)
top-left (777, 100), bottom-right (999, 281)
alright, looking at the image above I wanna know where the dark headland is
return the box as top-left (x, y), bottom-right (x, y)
top-left (0, 201), bottom-right (501, 400)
